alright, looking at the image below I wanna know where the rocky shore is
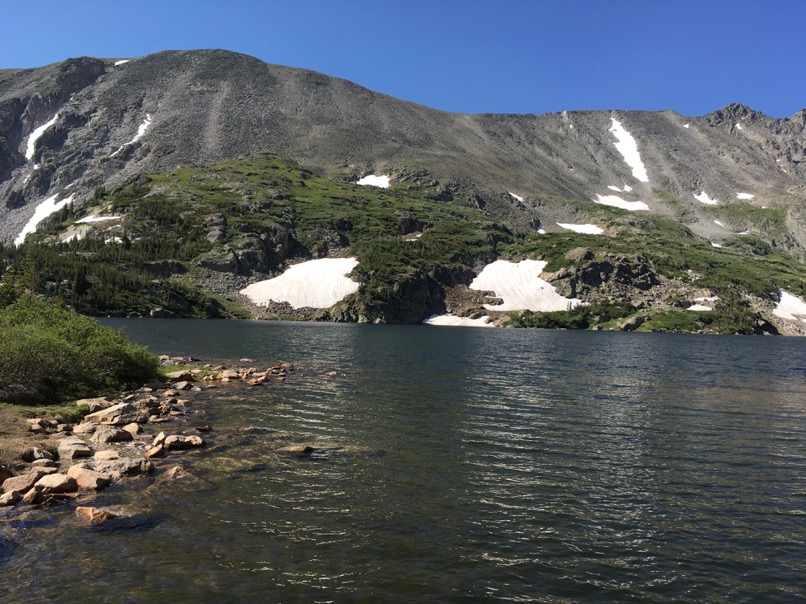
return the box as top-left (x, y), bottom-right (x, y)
top-left (0, 356), bottom-right (296, 525)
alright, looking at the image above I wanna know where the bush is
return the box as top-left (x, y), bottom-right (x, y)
top-left (0, 296), bottom-right (159, 403)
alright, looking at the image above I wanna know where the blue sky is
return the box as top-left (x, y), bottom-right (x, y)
top-left (1, 0), bottom-right (803, 118)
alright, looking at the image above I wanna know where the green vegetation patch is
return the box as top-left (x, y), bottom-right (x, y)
top-left (0, 296), bottom-right (159, 403)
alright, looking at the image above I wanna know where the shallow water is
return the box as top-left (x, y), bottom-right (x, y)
top-left (3, 322), bottom-right (806, 602)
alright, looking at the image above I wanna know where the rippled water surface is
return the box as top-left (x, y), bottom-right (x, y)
top-left (3, 321), bottom-right (806, 602)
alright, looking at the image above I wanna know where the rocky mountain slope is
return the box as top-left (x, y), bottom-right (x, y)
top-left (1, 50), bottom-right (805, 333)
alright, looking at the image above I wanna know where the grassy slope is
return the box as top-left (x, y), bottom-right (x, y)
top-left (2, 153), bottom-right (806, 332)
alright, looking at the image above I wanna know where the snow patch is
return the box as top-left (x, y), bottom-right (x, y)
top-left (111, 114), bottom-right (152, 156)
top-left (735, 123), bottom-right (743, 131)
top-left (683, 123), bottom-right (690, 128)
top-left (25, 111), bottom-right (61, 161)
top-left (736, 192), bottom-right (754, 200)
top-left (710, 242), bottom-right (723, 248)
top-left (423, 314), bottom-right (494, 328)
top-left (694, 191), bottom-right (719, 205)
top-left (687, 304), bottom-right (713, 311)
top-left (114, 59), bottom-right (130, 66)
top-left (15, 194), bottom-right (74, 245)
top-left (240, 258), bottom-right (360, 309)
top-left (470, 259), bottom-right (583, 312)
top-left (593, 194), bottom-right (649, 211)
top-left (76, 214), bottom-right (123, 224)
top-left (773, 290), bottom-right (806, 323)
top-left (556, 223), bottom-right (603, 235)
top-left (609, 118), bottom-right (649, 182)
top-left (508, 192), bottom-right (524, 202)
top-left (714, 220), bottom-right (725, 227)
top-left (607, 184), bottom-right (633, 193)
top-left (356, 174), bottom-right (390, 188)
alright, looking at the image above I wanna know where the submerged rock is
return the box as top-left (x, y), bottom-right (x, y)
top-left (76, 506), bottom-right (118, 524)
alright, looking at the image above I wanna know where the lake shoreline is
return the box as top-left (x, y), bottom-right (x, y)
top-left (0, 355), bottom-right (296, 519)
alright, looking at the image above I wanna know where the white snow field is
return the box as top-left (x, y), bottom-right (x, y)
top-left (114, 59), bottom-right (130, 66)
top-left (607, 184), bottom-right (633, 193)
top-left (76, 214), bottom-right (123, 224)
top-left (773, 290), bottom-right (806, 323)
top-left (736, 192), bottom-right (755, 200)
top-left (687, 304), bottom-right (713, 311)
top-left (240, 258), bottom-right (360, 309)
top-left (15, 194), bottom-right (74, 245)
top-left (710, 242), bottom-right (723, 248)
top-left (111, 114), bottom-right (152, 156)
top-left (694, 191), bottom-right (720, 205)
top-left (556, 223), bottom-right (604, 235)
top-left (593, 194), bottom-right (649, 211)
top-left (25, 111), bottom-right (61, 161)
top-left (423, 314), bottom-right (494, 327)
top-left (470, 259), bottom-right (583, 312)
top-left (508, 192), bottom-right (524, 202)
top-left (609, 118), bottom-right (649, 182)
top-left (356, 174), bottom-right (390, 188)
top-left (714, 220), bottom-right (725, 228)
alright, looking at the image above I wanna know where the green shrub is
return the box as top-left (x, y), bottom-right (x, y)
top-left (0, 296), bottom-right (159, 403)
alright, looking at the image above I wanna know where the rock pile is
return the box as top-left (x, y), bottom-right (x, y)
top-left (1, 357), bottom-right (297, 521)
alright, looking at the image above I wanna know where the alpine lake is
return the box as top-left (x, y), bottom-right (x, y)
top-left (2, 320), bottom-right (805, 602)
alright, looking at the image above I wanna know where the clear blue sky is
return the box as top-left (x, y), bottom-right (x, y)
top-left (1, 0), bottom-right (803, 118)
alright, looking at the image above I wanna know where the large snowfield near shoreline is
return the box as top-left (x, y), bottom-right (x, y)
top-left (470, 259), bottom-right (583, 312)
top-left (240, 258), bottom-right (360, 309)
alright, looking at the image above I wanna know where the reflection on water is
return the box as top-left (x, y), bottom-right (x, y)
top-left (3, 322), bottom-right (806, 602)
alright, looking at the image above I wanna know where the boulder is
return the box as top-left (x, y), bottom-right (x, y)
top-left (35, 473), bottom-right (78, 494)
top-left (2, 470), bottom-right (47, 494)
top-left (67, 465), bottom-right (112, 490)
top-left (174, 381), bottom-right (192, 391)
top-left (164, 370), bottom-right (193, 381)
top-left (58, 436), bottom-right (94, 460)
top-left (94, 450), bottom-right (119, 461)
top-left (219, 369), bottom-right (240, 380)
top-left (95, 458), bottom-right (155, 479)
top-left (72, 422), bottom-right (98, 435)
top-left (164, 435), bottom-right (206, 450)
top-left (22, 485), bottom-right (43, 505)
top-left (76, 506), bottom-right (118, 524)
top-left (31, 459), bottom-right (57, 468)
top-left (0, 490), bottom-right (20, 506)
top-left (31, 447), bottom-right (54, 461)
top-left (83, 402), bottom-right (148, 426)
top-left (91, 425), bottom-right (134, 444)
top-left (122, 423), bottom-right (142, 437)
top-left (144, 444), bottom-right (166, 459)
top-left (75, 397), bottom-right (117, 413)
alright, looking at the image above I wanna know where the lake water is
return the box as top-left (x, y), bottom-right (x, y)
top-left (2, 321), bottom-right (805, 602)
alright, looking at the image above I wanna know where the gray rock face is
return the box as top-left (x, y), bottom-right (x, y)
top-left (94, 457), bottom-right (155, 479)
top-left (1, 50), bottom-right (804, 251)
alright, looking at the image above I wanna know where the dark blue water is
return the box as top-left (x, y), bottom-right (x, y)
top-left (2, 321), bottom-right (805, 602)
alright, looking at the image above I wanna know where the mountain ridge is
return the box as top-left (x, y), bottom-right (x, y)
top-left (1, 50), bottom-right (805, 334)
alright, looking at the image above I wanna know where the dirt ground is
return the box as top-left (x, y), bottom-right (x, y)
top-left (0, 404), bottom-right (74, 471)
